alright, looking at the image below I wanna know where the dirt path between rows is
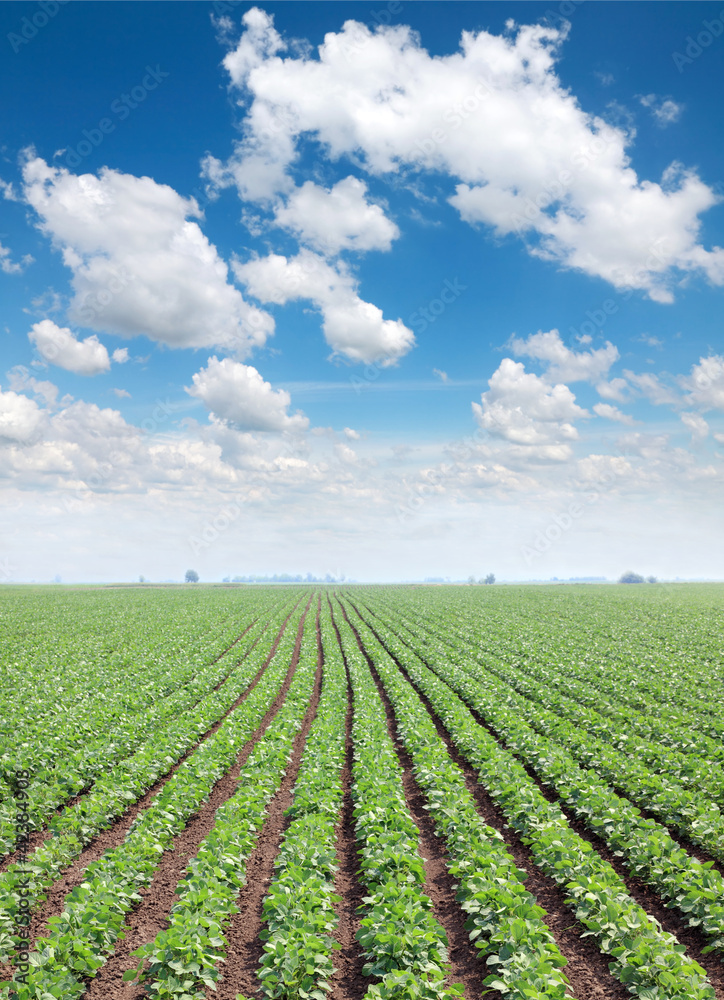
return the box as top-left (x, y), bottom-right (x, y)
top-left (82, 596), bottom-right (313, 1000)
top-left (351, 597), bottom-right (724, 1000)
top-left (334, 598), bottom-right (499, 1000)
top-left (327, 597), bottom-right (379, 1000)
top-left (213, 597), bottom-right (323, 1000)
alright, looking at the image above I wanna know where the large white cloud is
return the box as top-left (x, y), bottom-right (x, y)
top-left (273, 176), bottom-right (399, 254)
top-left (472, 357), bottom-right (588, 460)
top-left (207, 8), bottom-right (724, 302)
top-left (234, 249), bottom-right (414, 364)
top-left (187, 356), bottom-right (309, 432)
top-left (21, 155), bottom-right (274, 354)
top-left (29, 320), bottom-right (111, 376)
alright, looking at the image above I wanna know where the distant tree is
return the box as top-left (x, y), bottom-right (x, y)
top-left (139, 575), bottom-right (146, 583)
top-left (467, 575), bottom-right (476, 585)
top-left (484, 573), bottom-right (496, 585)
top-left (185, 569), bottom-right (199, 583)
top-left (646, 575), bottom-right (657, 583)
top-left (619, 571), bottom-right (645, 584)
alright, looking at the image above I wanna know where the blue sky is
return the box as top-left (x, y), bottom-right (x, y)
top-left (1, 0), bottom-right (723, 582)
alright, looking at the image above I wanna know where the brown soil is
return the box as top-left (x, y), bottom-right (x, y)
top-left (81, 596), bottom-right (313, 1000)
top-left (333, 598), bottom-right (501, 1000)
top-left (354, 596), bottom-right (724, 1000)
top-left (346, 597), bottom-right (635, 1000)
top-left (23, 599), bottom-right (303, 955)
top-left (213, 599), bottom-right (324, 1000)
top-left (327, 598), bottom-right (379, 1000)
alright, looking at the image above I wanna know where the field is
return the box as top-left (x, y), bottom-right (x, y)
top-left (1, 583), bottom-right (724, 1000)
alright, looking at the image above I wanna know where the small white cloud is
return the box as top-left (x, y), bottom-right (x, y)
top-left (623, 369), bottom-right (679, 406)
top-left (274, 176), bottom-right (399, 255)
top-left (639, 94), bottom-right (683, 127)
top-left (187, 356), bottom-right (309, 433)
top-left (636, 333), bottom-right (663, 348)
top-left (112, 348), bottom-right (130, 363)
top-left (510, 329), bottom-right (619, 383)
top-left (343, 427), bottom-right (360, 440)
top-left (0, 389), bottom-right (47, 443)
top-left (0, 240), bottom-right (33, 275)
top-left (111, 388), bottom-right (132, 399)
top-left (29, 320), bottom-right (111, 376)
top-left (680, 355), bottom-right (724, 411)
top-left (596, 377), bottom-right (629, 402)
top-left (595, 71), bottom-right (615, 86)
top-left (593, 402), bottom-right (637, 425)
top-left (680, 411), bottom-right (709, 440)
top-left (433, 368), bottom-right (449, 382)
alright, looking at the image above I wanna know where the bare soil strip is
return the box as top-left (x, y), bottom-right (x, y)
top-left (347, 598), bottom-right (637, 1000)
top-left (0, 614), bottom-right (276, 877)
top-left (327, 599), bottom-right (379, 1000)
top-left (213, 599), bottom-right (324, 1000)
top-left (334, 599), bottom-right (496, 1000)
top-left (354, 596), bottom-right (724, 1000)
top-left (81, 597), bottom-right (314, 1000)
top-left (23, 599), bottom-right (303, 954)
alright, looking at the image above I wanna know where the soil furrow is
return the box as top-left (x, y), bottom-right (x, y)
top-left (0, 614), bottom-right (275, 877)
top-left (81, 597), bottom-right (313, 1000)
top-left (212, 599), bottom-right (324, 1000)
top-left (21, 599), bottom-right (303, 952)
top-left (351, 599), bottom-right (724, 1000)
top-left (334, 599), bottom-right (496, 1000)
top-left (327, 598), bottom-right (378, 1000)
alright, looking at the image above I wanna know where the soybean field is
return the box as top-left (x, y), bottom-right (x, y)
top-left (1, 582), bottom-right (724, 1000)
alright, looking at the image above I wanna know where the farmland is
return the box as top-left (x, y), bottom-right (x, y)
top-left (1, 583), bottom-right (723, 1000)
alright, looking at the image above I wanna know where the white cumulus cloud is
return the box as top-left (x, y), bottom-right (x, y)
top-left (29, 320), bottom-right (111, 376)
top-left (510, 329), bottom-right (619, 383)
top-left (209, 8), bottom-right (724, 302)
top-left (274, 176), bottom-right (399, 254)
top-left (22, 155), bottom-right (274, 355)
top-left (234, 249), bottom-right (414, 365)
top-left (187, 356), bottom-right (309, 433)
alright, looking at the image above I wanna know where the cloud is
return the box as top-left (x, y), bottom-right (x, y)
top-left (234, 249), bottom-right (414, 364)
top-left (21, 155), bottom-right (274, 355)
top-left (210, 8), bottom-right (724, 302)
top-left (343, 427), bottom-right (360, 440)
top-left (0, 239), bottom-right (32, 274)
top-left (680, 411), bottom-right (709, 441)
top-left (680, 355), bottom-right (724, 411)
top-left (187, 356), bottom-right (309, 432)
top-left (623, 370), bottom-right (680, 406)
top-left (0, 390), bottom-right (47, 444)
top-left (596, 377), bottom-right (629, 402)
top-left (112, 348), bottom-right (130, 363)
top-left (433, 368), bottom-right (449, 382)
top-left (472, 357), bottom-right (588, 459)
top-left (593, 402), bottom-right (637, 425)
top-left (6, 367), bottom-right (59, 407)
top-left (273, 176), bottom-right (399, 254)
top-left (639, 94), bottom-right (683, 127)
top-left (510, 329), bottom-right (619, 383)
top-left (111, 388), bottom-right (132, 399)
top-left (29, 320), bottom-right (111, 376)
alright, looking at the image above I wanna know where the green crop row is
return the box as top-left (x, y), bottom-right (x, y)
top-left (351, 599), bottom-right (716, 1000)
top-left (339, 599), bottom-right (572, 999)
top-left (126, 606), bottom-right (320, 999)
top-left (0, 598), bottom-right (308, 979)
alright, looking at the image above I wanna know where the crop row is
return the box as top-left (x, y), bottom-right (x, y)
top-left (333, 605), bottom-right (460, 999)
top-left (0, 600), bottom-right (290, 860)
top-left (0, 598), bottom-right (307, 980)
top-left (338, 599), bottom-right (573, 999)
top-left (126, 605), bottom-right (321, 999)
top-left (365, 598), bottom-right (724, 949)
top-left (349, 598), bottom-right (717, 1000)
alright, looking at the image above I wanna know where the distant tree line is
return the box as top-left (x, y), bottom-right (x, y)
top-left (618, 571), bottom-right (657, 584)
top-left (221, 573), bottom-right (346, 583)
